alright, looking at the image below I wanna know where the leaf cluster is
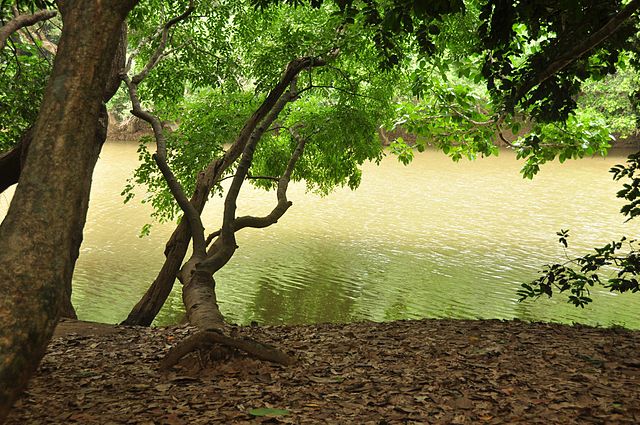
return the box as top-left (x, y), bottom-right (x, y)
top-left (0, 30), bottom-right (51, 152)
top-left (520, 153), bottom-right (640, 307)
top-left (391, 53), bottom-right (498, 164)
top-left (251, 0), bottom-right (465, 68)
top-left (479, 0), bottom-right (637, 123)
top-left (514, 111), bottom-right (613, 179)
top-left (126, 0), bottom-right (243, 108)
top-left (251, 91), bottom-right (387, 195)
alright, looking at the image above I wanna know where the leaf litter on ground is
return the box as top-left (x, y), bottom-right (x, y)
top-left (6, 318), bottom-right (640, 424)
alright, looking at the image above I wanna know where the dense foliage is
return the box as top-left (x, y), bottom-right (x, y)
top-left (479, 0), bottom-right (637, 122)
top-left (0, 2), bottom-right (55, 151)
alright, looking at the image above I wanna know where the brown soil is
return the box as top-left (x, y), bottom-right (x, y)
top-left (6, 318), bottom-right (640, 424)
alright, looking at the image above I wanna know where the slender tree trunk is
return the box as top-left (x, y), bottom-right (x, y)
top-left (0, 2), bottom-right (136, 421)
top-left (121, 180), bottom-right (211, 326)
top-left (123, 57), bottom-right (323, 326)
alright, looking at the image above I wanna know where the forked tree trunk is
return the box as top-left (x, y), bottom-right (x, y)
top-left (121, 182), bottom-right (211, 326)
top-left (124, 57), bottom-right (323, 326)
top-left (121, 122), bottom-right (267, 327)
top-left (0, 2), bottom-right (136, 421)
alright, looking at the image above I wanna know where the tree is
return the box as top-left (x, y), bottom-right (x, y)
top-left (0, 0), bottom-right (137, 420)
top-left (117, 0), bottom-right (640, 363)
top-left (119, 0), bottom-right (410, 363)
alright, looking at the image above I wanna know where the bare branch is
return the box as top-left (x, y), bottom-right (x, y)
top-left (0, 9), bottom-right (56, 51)
top-left (227, 130), bottom-right (305, 231)
top-left (247, 174), bottom-right (280, 182)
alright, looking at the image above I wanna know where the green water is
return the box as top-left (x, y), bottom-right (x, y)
top-left (2, 142), bottom-right (639, 328)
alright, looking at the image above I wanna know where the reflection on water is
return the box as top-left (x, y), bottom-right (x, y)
top-left (2, 142), bottom-right (640, 328)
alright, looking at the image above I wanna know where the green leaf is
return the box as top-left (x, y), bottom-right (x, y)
top-left (249, 408), bottom-right (290, 417)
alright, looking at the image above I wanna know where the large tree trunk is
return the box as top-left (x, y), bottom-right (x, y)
top-left (0, 2), bottom-right (136, 421)
top-left (0, 21), bottom-right (128, 322)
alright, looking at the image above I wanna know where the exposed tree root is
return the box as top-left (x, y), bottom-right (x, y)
top-left (160, 329), bottom-right (295, 371)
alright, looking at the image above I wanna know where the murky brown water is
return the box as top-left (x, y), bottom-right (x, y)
top-left (2, 142), bottom-right (639, 328)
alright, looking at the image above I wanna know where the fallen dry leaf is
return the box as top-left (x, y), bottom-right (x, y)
top-left (4, 318), bottom-right (640, 424)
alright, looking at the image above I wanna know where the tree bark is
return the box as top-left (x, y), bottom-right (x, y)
top-left (0, 22), bottom-right (127, 321)
top-left (0, 1), bottom-right (136, 421)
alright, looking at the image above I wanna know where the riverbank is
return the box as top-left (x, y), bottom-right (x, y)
top-left (6, 319), bottom-right (640, 424)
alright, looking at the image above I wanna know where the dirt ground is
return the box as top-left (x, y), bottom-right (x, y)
top-left (6, 318), bottom-right (640, 424)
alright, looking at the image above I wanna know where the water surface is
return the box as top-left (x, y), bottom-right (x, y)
top-left (2, 142), bottom-right (639, 328)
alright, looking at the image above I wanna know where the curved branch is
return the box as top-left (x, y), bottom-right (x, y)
top-left (197, 78), bottom-right (313, 274)
top-left (131, 0), bottom-right (194, 83)
top-left (197, 56), bottom-right (326, 195)
top-left (230, 131), bottom-right (305, 230)
top-left (0, 9), bottom-right (56, 51)
top-left (204, 128), bottom-right (306, 259)
top-left (120, 1), bottom-right (205, 256)
top-left (122, 74), bottom-right (207, 257)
